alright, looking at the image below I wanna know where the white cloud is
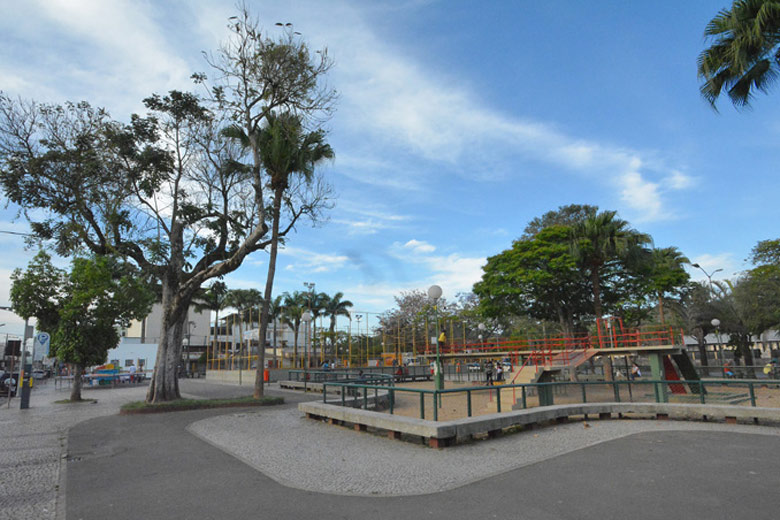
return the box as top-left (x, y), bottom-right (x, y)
top-left (403, 239), bottom-right (435, 253)
top-left (269, 1), bottom-right (694, 221)
top-left (619, 171), bottom-right (665, 222)
top-left (665, 169), bottom-right (695, 190)
top-left (277, 246), bottom-right (349, 274)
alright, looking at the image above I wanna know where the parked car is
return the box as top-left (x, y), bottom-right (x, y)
top-left (467, 363), bottom-right (481, 372)
top-left (32, 369), bottom-right (46, 380)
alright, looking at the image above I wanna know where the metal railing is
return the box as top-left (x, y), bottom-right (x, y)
top-left (321, 378), bottom-right (780, 421)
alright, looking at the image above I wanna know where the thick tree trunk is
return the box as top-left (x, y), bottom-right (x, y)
top-left (70, 363), bottom-right (83, 401)
top-left (254, 189), bottom-right (284, 399)
top-left (590, 267), bottom-right (613, 381)
top-left (657, 294), bottom-right (665, 325)
top-left (146, 274), bottom-right (189, 403)
top-left (694, 328), bottom-right (709, 377)
top-left (740, 339), bottom-right (757, 379)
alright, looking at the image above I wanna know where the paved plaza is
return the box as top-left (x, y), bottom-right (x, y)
top-left (2, 379), bottom-right (780, 519)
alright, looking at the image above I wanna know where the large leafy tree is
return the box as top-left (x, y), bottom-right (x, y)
top-left (0, 8), bottom-right (335, 403)
top-left (698, 0), bottom-right (780, 109)
top-left (474, 225), bottom-right (590, 336)
top-left (11, 254), bottom-right (153, 400)
top-left (646, 247), bottom-right (690, 324)
top-left (9, 251), bottom-right (64, 334)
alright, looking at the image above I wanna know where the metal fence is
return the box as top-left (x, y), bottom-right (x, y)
top-left (321, 378), bottom-right (780, 421)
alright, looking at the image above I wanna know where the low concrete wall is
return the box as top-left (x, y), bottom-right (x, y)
top-left (205, 369), bottom-right (257, 385)
top-left (299, 400), bottom-right (780, 448)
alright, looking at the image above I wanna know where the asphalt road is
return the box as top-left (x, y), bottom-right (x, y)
top-left (66, 392), bottom-right (780, 520)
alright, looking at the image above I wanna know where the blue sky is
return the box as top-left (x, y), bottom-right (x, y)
top-left (1, 0), bottom-right (778, 336)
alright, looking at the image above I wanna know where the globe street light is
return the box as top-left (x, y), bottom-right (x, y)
top-left (478, 322), bottom-right (486, 351)
top-left (711, 317), bottom-right (723, 358)
top-left (428, 285), bottom-right (444, 391)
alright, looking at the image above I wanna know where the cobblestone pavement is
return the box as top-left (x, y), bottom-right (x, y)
top-left (0, 381), bottom-right (148, 520)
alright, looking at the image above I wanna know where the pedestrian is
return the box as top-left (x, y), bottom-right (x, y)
top-left (485, 362), bottom-right (493, 386)
top-left (631, 362), bottom-right (641, 380)
top-left (496, 362), bottom-right (503, 383)
top-left (723, 361), bottom-right (734, 379)
top-left (438, 328), bottom-right (447, 351)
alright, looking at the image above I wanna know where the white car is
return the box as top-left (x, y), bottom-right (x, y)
top-left (32, 369), bottom-right (46, 380)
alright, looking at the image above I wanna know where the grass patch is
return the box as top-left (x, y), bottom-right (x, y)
top-left (54, 398), bottom-right (98, 404)
top-left (120, 395), bottom-right (283, 414)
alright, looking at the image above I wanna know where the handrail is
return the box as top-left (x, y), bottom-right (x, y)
top-left (320, 377), bottom-right (775, 421)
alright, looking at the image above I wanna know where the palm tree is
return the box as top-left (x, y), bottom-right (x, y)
top-left (282, 291), bottom-right (306, 368)
top-left (268, 294), bottom-right (284, 367)
top-left (569, 211), bottom-right (650, 380)
top-left (254, 113), bottom-right (334, 395)
top-left (307, 291), bottom-right (330, 365)
top-left (324, 292), bottom-right (353, 360)
top-left (192, 281), bottom-right (229, 370)
top-left (648, 247), bottom-right (690, 324)
top-left (225, 288), bottom-right (263, 378)
top-left (698, 0), bottom-right (780, 109)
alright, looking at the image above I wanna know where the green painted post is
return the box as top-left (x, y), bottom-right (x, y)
top-left (420, 392), bottom-right (425, 419)
top-left (649, 353), bottom-right (667, 403)
top-left (341, 388), bottom-right (346, 407)
top-left (613, 382), bottom-right (620, 402)
top-left (390, 389), bottom-right (394, 414)
top-left (749, 383), bottom-right (756, 407)
top-left (363, 388), bottom-right (368, 409)
top-left (467, 390), bottom-right (472, 417)
top-left (497, 387), bottom-right (502, 413)
top-left (581, 383), bottom-right (587, 403)
top-left (522, 386), bottom-right (527, 409)
top-left (433, 392), bottom-right (438, 421)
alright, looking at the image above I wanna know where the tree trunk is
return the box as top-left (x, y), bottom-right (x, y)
top-left (253, 188), bottom-right (284, 399)
top-left (740, 339), bottom-right (757, 379)
top-left (590, 267), bottom-right (613, 381)
top-left (695, 327), bottom-right (709, 372)
top-left (70, 363), bottom-right (83, 401)
top-left (657, 294), bottom-right (665, 325)
top-left (146, 274), bottom-right (189, 403)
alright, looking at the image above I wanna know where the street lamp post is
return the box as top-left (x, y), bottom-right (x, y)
top-left (692, 263), bottom-right (723, 295)
top-left (428, 285), bottom-right (444, 392)
top-left (478, 323), bottom-right (486, 351)
top-left (711, 318), bottom-right (724, 374)
top-left (302, 311), bottom-right (312, 391)
top-left (355, 314), bottom-right (362, 367)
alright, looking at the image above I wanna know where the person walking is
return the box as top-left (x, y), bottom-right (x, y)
top-left (485, 362), bottom-right (493, 386)
top-left (496, 362), bottom-right (503, 383)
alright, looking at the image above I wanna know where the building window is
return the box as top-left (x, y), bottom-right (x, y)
top-left (125, 359), bottom-right (134, 367)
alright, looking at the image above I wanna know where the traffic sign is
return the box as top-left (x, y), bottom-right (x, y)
top-left (33, 332), bottom-right (50, 359)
